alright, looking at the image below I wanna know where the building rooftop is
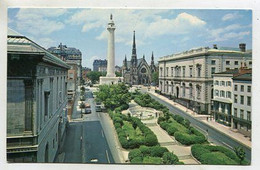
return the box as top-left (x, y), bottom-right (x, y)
top-left (48, 44), bottom-right (82, 56)
top-left (233, 72), bottom-right (252, 81)
top-left (159, 46), bottom-right (252, 62)
top-left (214, 69), bottom-right (240, 75)
top-left (7, 28), bottom-right (70, 69)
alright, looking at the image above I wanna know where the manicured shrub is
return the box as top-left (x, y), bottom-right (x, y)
top-left (114, 123), bottom-right (121, 129)
top-left (139, 145), bottom-right (151, 156)
top-left (128, 149), bottom-right (142, 161)
top-left (119, 136), bottom-right (128, 148)
top-left (200, 152), bottom-right (238, 165)
top-left (162, 152), bottom-right (179, 164)
top-left (157, 116), bottom-right (166, 124)
top-left (173, 114), bottom-right (184, 124)
top-left (150, 146), bottom-right (169, 157)
top-left (143, 156), bottom-right (163, 164)
top-left (174, 132), bottom-right (206, 145)
top-left (160, 122), bottom-right (168, 130)
top-left (113, 117), bottom-right (123, 126)
top-left (166, 126), bottom-right (178, 136)
top-left (144, 134), bottom-right (158, 146)
top-left (191, 144), bottom-right (247, 165)
top-left (183, 119), bottom-right (191, 128)
top-left (131, 157), bottom-right (143, 164)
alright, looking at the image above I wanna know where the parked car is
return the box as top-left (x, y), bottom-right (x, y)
top-left (85, 107), bottom-right (91, 114)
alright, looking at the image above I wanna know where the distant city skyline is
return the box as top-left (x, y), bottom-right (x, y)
top-left (8, 9), bottom-right (252, 68)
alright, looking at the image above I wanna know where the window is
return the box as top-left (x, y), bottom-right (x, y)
top-left (226, 91), bottom-right (231, 98)
top-left (221, 81), bottom-right (225, 86)
top-left (215, 80), bottom-right (219, 85)
top-left (247, 111), bottom-right (251, 121)
top-left (182, 85), bottom-right (185, 97)
top-left (189, 67), bottom-right (193, 77)
top-left (166, 67), bottom-right (169, 76)
top-left (171, 67), bottom-right (174, 77)
top-left (234, 95), bottom-right (238, 103)
top-left (44, 92), bottom-right (50, 118)
top-left (226, 68), bottom-right (230, 70)
top-left (211, 67), bottom-right (216, 74)
top-left (197, 67), bottom-right (201, 77)
top-left (160, 67), bottom-right (163, 76)
top-left (69, 73), bottom-right (73, 79)
top-left (247, 96), bottom-right (251, 106)
top-left (240, 109), bottom-right (244, 119)
top-left (226, 61), bottom-right (230, 65)
top-left (182, 66), bottom-right (186, 77)
top-left (240, 95), bottom-right (244, 105)
top-left (247, 86), bottom-right (251, 93)
top-left (241, 85), bottom-right (244, 92)
top-left (220, 90), bottom-right (225, 97)
top-left (226, 81), bottom-right (231, 86)
top-left (215, 90), bottom-right (219, 96)
top-left (249, 61), bottom-right (252, 66)
top-left (235, 61), bottom-right (239, 65)
top-left (211, 60), bottom-right (216, 65)
top-left (234, 108), bottom-right (237, 117)
top-left (234, 85), bottom-right (238, 91)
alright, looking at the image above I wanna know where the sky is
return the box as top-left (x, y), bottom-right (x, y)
top-left (8, 9), bottom-right (252, 69)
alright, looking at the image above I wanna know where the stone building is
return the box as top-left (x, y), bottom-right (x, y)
top-left (93, 59), bottom-right (107, 72)
top-left (212, 67), bottom-right (251, 127)
top-left (48, 43), bottom-right (82, 85)
top-left (232, 69), bottom-right (252, 137)
top-left (158, 44), bottom-right (252, 114)
top-left (7, 29), bottom-right (70, 162)
top-left (122, 31), bottom-right (157, 85)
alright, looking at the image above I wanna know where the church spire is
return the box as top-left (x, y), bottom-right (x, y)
top-left (132, 31), bottom-right (136, 56)
top-left (151, 51), bottom-right (154, 65)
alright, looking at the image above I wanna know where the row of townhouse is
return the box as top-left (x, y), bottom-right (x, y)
top-left (212, 67), bottom-right (252, 137)
top-left (158, 44), bottom-right (252, 115)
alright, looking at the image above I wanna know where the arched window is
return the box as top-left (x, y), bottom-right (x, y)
top-left (141, 67), bottom-right (147, 73)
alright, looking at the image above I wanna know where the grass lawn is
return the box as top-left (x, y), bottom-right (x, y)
top-left (122, 121), bottom-right (144, 140)
top-left (169, 118), bottom-right (189, 133)
top-left (200, 152), bottom-right (238, 165)
top-left (142, 157), bottom-right (163, 164)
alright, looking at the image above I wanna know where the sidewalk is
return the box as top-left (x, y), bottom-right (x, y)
top-left (147, 88), bottom-right (251, 148)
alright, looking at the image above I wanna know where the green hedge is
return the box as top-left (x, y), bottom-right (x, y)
top-left (191, 144), bottom-right (248, 165)
top-left (112, 110), bottom-right (158, 149)
top-left (128, 145), bottom-right (181, 165)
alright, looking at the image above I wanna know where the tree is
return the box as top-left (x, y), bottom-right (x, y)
top-left (152, 71), bottom-right (159, 85)
top-left (115, 71), bottom-right (122, 77)
top-left (86, 71), bottom-right (106, 84)
top-left (234, 146), bottom-right (245, 164)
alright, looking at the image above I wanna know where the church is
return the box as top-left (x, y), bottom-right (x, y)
top-left (122, 31), bottom-right (156, 85)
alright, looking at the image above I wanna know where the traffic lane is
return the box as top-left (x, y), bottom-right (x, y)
top-left (148, 93), bottom-right (251, 161)
top-left (63, 122), bottom-right (83, 163)
top-left (83, 121), bottom-right (114, 163)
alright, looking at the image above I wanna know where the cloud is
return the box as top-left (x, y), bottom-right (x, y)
top-left (67, 10), bottom-right (206, 46)
top-left (222, 12), bottom-right (241, 21)
top-left (208, 24), bottom-right (250, 42)
top-left (15, 8), bottom-right (67, 36)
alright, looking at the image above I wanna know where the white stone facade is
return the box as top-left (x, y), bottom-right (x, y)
top-left (158, 46), bottom-right (252, 114)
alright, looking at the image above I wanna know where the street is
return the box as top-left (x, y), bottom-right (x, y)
top-left (62, 89), bottom-right (115, 163)
top-left (140, 87), bottom-right (251, 161)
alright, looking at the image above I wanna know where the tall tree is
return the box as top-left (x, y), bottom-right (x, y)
top-left (152, 71), bottom-right (159, 85)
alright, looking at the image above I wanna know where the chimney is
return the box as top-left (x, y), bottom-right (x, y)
top-left (239, 43), bottom-right (246, 52)
top-left (213, 44), bottom-right (218, 49)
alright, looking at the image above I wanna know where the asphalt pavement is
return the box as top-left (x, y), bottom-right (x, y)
top-left (62, 89), bottom-right (115, 164)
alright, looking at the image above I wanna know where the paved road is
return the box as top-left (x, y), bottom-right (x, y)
top-left (63, 89), bottom-right (115, 164)
top-left (140, 87), bottom-right (251, 162)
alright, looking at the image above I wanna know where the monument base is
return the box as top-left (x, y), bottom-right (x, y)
top-left (99, 77), bottom-right (123, 85)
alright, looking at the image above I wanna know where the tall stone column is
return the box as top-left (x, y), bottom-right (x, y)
top-left (106, 14), bottom-right (116, 77)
